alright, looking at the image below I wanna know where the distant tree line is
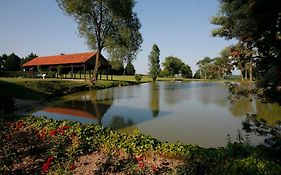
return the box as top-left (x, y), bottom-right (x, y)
top-left (148, 44), bottom-right (193, 81)
top-left (0, 52), bottom-right (37, 71)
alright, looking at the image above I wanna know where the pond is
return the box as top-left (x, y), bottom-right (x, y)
top-left (33, 81), bottom-right (281, 147)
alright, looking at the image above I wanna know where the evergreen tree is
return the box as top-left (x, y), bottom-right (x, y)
top-left (3, 53), bottom-right (21, 71)
top-left (125, 61), bottom-right (135, 75)
top-left (148, 44), bottom-right (160, 81)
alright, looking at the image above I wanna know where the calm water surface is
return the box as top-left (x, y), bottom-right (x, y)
top-left (33, 81), bottom-right (281, 147)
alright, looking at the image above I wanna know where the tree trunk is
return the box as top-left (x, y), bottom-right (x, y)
top-left (241, 70), bottom-right (244, 81)
top-left (90, 50), bottom-right (101, 86)
top-left (249, 60), bottom-right (253, 82)
top-left (204, 73), bottom-right (207, 80)
top-left (245, 69), bottom-right (248, 81)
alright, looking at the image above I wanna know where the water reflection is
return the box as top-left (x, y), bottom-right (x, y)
top-left (34, 90), bottom-right (114, 124)
top-left (149, 82), bottom-right (160, 117)
top-left (228, 97), bottom-right (253, 117)
top-left (109, 116), bottom-right (135, 130)
top-left (163, 82), bottom-right (192, 106)
top-left (32, 81), bottom-right (281, 147)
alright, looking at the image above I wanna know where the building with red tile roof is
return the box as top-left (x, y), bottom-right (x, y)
top-left (22, 52), bottom-right (109, 79)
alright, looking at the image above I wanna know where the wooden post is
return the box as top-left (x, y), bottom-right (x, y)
top-left (71, 65), bottom-right (74, 79)
top-left (83, 64), bottom-right (86, 81)
top-left (79, 70), bottom-right (81, 79)
top-left (99, 71), bottom-right (102, 80)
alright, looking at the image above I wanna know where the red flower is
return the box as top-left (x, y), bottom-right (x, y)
top-left (2, 134), bottom-right (12, 142)
top-left (57, 128), bottom-right (64, 135)
top-left (151, 164), bottom-right (158, 172)
top-left (138, 162), bottom-right (145, 169)
top-left (69, 163), bottom-right (76, 171)
top-left (49, 130), bottom-right (57, 136)
top-left (136, 155), bottom-right (144, 162)
top-left (15, 121), bottom-right (25, 129)
top-left (62, 125), bottom-right (70, 130)
top-left (42, 156), bottom-right (55, 173)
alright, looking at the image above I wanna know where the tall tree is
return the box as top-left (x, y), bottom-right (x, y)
top-left (124, 61), bottom-right (135, 75)
top-left (148, 44), bottom-right (160, 81)
top-left (57, 0), bottom-right (142, 86)
top-left (196, 57), bottom-right (212, 79)
top-left (229, 43), bottom-right (257, 81)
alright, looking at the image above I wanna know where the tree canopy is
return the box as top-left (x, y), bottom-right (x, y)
top-left (211, 0), bottom-right (281, 87)
top-left (1, 53), bottom-right (21, 71)
top-left (162, 56), bottom-right (192, 78)
top-left (57, 0), bottom-right (142, 85)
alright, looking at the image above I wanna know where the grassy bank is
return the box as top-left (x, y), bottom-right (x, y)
top-left (0, 115), bottom-right (280, 174)
top-left (0, 78), bottom-right (138, 101)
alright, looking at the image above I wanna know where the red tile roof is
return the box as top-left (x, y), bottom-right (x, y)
top-left (22, 52), bottom-right (97, 67)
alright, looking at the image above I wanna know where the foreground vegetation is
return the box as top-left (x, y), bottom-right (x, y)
top-left (0, 115), bottom-right (280, 174)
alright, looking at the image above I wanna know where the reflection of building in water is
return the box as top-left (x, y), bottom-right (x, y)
top-left (149, 82), bottom-right (160, 117)
top-left (42, 107), bottom-right (97, 119)
top-left (45, 91), bottom-right (113, 125)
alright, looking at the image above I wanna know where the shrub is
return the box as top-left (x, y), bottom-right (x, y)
top-left (134, 74), bottom-right (142, 83)
top-left (0, 71), bottom-right (33, 78)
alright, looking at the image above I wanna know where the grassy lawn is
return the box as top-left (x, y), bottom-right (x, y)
top-left (0, 77), bottom-right (133, 101)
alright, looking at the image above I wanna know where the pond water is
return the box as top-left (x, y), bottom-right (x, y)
top-left (33, 81), bottom-right (281, 147)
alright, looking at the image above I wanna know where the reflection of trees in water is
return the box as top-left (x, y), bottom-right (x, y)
top-left (196, 83), bottom-right (228, 106)
top-left (149, 82), bottom-right (160, 117)
top-left (256, 101), bottom-right (281, 125)
top-left (109, 116), bottom-right (135, 130)
top-left (228, 97), bottom-right (253, 117)
top-left (242, 114), bottom-right (281, 153)
top-left (163, 82), bottom-right (191, 106)
top-left (228, 97), bottom-right (281, 125)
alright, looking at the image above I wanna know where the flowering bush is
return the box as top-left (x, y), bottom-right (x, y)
top-left (0, 116), bottom-right (281, 174)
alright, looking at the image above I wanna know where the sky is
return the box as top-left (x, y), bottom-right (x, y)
top-left (0, 0), bottom-right (236, 74)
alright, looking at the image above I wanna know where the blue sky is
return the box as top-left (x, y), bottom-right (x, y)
top-left (0, 0), bottom-right (235, 74)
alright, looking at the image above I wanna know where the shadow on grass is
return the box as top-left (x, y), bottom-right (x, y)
top-left (0, 80), bottom-right (46, 101)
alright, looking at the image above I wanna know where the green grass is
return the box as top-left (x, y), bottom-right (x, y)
top-left (0, 77), bottom-right (144, 101)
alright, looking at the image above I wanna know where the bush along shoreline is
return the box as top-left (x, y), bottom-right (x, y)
top-left (1, 116), bottom-right (281, 174)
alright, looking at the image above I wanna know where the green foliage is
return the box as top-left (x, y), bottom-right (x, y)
top-left (124, 61), bottom-right (136, 75)
top-left (109, 59), bottom-right (124, 75)
top-left (134, 74), bottom-right (142, 83)
top-left (148, 44), bottom-right (161, 81)
top-left (180, 64), bottom-right (192, 78)
top-left (2, 53), bottom-right (21, 71)
top-left (159, 69), bottom-right (170, 77)
top-left (212, 0), bottom-right (281, 101)
top-left (57, 0), bottom-right (143, 82)
top-left (56, 65), bottom-right (64, 78)
top-left (0, 71), bottom-right (33, 78)
top-left (1, 116), bottom-right (280, 174)
top-left (21, 52), bottom-right (38, 66)
top-left (162, 56), bottom-right (184, 77)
